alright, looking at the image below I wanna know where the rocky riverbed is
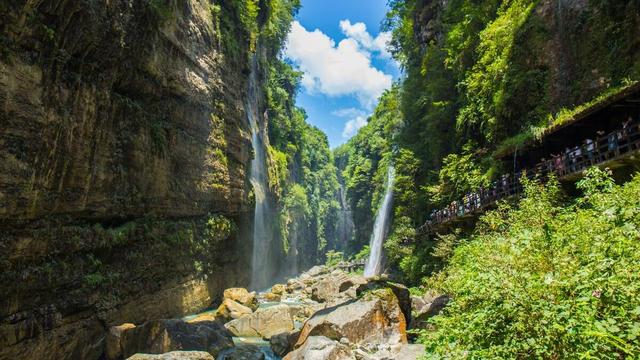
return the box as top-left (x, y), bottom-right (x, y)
top-left (105, 265), bottom-right (448, 359)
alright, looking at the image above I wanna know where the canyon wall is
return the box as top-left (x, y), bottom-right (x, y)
top-left (0, 1), bottom-right (259, 358)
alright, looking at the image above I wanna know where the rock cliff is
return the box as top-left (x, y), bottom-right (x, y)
top-left (0, 1), bottom-right (262, 358)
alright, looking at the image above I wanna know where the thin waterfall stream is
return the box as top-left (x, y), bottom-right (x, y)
top-left (336, 182), bottom-right (355, 250)
top-left (364, 166), bottom-right (395, 277)
top-left (247, 56), bottom-right (274, 291)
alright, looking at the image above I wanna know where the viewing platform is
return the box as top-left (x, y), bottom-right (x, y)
top-left (421, 83), bottom-right (640, 234)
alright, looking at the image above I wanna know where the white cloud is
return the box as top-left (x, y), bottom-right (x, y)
top-left (332, 107), bottom-right (366, 118)
top-left (342, 116), bottom-right (368, 138)
top-left (285, 21), bottom-right (393, 109)
top-left (339, 20), bottom-right (392, 58)
top-left (333, 107), bottom-right (369, 139)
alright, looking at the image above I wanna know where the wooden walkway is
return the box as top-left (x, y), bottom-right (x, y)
top-left (420, 119), bottom-right (640, 233)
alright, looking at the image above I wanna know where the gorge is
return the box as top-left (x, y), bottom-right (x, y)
top-left (2, 0), bottom-right (640, 359)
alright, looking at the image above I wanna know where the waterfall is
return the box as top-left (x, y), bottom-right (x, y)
top-left (247, 56), bottom-right (274, 290)
top-left (336, 183), bottom-right (355, 250)
top-left (364, 166), bottom-right (395, 277)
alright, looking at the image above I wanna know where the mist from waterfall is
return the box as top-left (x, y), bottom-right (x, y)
top-left (247, 56), bottom-right (274, 290)
top-left (364, 166), bottom-right (395, 277)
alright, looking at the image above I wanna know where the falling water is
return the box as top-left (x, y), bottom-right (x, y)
top-left (247, 56), bottom-right (274, 290)
top-left (336, 183), bottom-right (355, 250)
top-left (364, 166), bottom-right (395, 277)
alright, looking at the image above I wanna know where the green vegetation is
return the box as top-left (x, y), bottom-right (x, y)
top-left (265, 58), bottom-right (341, 267)
top-left (337, 0), bottom-right (640, 278)
top-left (335, 3), bottom-right (640, 356)
top-left (325, 250), bottom-right (344, 268)
top-left (336, 87), bottom-right (406, 251)
top-left (205, 214), bottom-right (236, 244)
top-left (146, 0), bottom-right (174, 24)
top-left (417, 169), bottom-right (640, 358)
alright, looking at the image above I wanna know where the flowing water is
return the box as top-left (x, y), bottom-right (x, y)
top-left (336, 182), bottom-right (355, 250)
top-left (247, 56), bottom-right (275, 291)
top-left (217, 337), bottom-right (279, 360)
top-left (364, 166), bottom-right (395, 277)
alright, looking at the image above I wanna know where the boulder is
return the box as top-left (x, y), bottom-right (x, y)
top-left (107, 323), bottom-right (137, 359)
top-left (271, 284), bottom-right (286, 295)
top-left (286, 279), bottom-right (304, 293)
top-left (109, 319), bottom-right (233, 359)
top-left (223, 288), bottom-right (258, 310)
top-left (302, 265), bottom-right (328, 279)
top-left (186, 312), bottom-right (217, 324)
top-left (283, 336), bottom-right (355, 360)
top-left (287, 303), bottom-right (322, 322)
top-left (411, 295), bottom-right (427, 314)
top-left (413, 295), bottom-right (451, 329)
top-left (216, 299), bottom-right (253, 322)
top-left (311, 272), bottom-right (362, 303)
top-left (127, 351), bottom-right (214, 360)
top-left (261, 292), bottom-right (281, 302)
top-left (295, 288), bottom-right (408, 348)
top-left (225, 304), bottom-right (294, 338)
top-left (269, 330), bottom-right (300, 357)
top-left (355, 280), bottom-right (411, 326)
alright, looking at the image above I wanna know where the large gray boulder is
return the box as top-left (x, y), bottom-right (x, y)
top-left (283, 336), bottom-right (355, 360)
top-left (127, 351), bottom-right (214, 360)
top-left (294, 288), bottom-right (408, 348)
top-left (107, 319), bottom-right (233, 359)
top-left (311, 272), bottom-right (367, 303)
top-left (225, 304), bottom-right (294, 338)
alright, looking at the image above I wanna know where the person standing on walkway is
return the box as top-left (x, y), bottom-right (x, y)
top-left (573, 146), bottom-right (582, 172)
top-left (585, 138), bottom-right (595, 165)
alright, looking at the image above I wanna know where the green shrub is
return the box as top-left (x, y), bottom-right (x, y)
top-left (84, 272), bottom-right (106, 288)
top-left (419, 169), bottom-right (640, 358)
top-left (325, 250), bottom-right (344, 268)
top-left (205, 214), bottom-right (236, 243)
top-left (352, 245), bottom-right (370, 262)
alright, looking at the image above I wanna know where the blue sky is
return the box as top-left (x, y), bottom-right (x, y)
top-left (284, 0), bottom-right (400, 148)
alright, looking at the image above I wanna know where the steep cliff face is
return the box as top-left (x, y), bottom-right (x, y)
top-left (408, 0), bottom-right (640, 141)
top-left (0, 1), bottom-right (259, 358)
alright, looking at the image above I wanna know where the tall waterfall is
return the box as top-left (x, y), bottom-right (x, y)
top-left (336, 183), bottom-right (355, 250)
top-left (364, 166), bottom-right (395, 277)
top-left (247, 56), bottom-right (273, 290)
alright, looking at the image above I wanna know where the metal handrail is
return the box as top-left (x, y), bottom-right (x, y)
top-left (424, 120), bottom-right (640, 230)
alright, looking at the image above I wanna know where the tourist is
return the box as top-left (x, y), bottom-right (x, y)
top-left (573, 146), bottom-right (582, 172)
top-left (608, 131), bottom-right (619, 156)
top-left (563, 148), bottom-right (573, 173)
top-left (585, 138), bottom-right (595, 164)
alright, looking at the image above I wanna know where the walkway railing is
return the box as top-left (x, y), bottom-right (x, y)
top-left (422, 119), bottom-right (640, 231)
top-left (337, 260), bottom-right (365, 272)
